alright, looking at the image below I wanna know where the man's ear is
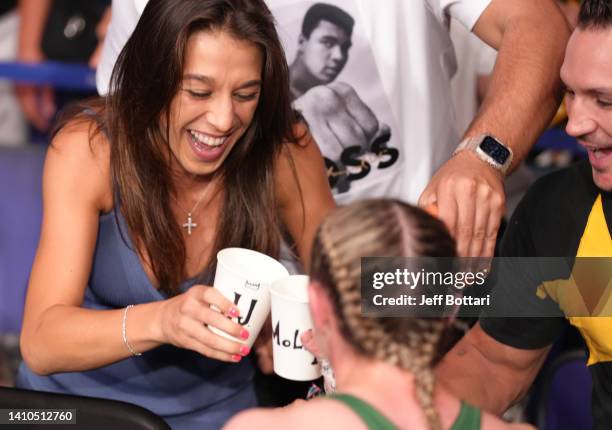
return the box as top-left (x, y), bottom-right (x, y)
top-left (297, 34), bottom-right (307, 55)
top-left (308, 280), bottom-right (333, 330)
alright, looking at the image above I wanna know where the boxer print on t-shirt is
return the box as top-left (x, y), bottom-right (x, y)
top-left (270, 0), bottom-right (402, 203)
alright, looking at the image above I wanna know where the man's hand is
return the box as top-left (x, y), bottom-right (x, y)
top-left (16, 47), bottom-right (56, 133)
top-left (293, 81), bottom-right (385, 163)
top-left (419, 151), bottom-right (505, 257)
top-left (15, 84), bottom-right (56, 132)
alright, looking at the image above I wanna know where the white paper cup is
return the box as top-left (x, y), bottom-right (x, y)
top-left (210, 247), bottom-right (289, 347)
top-left (270, 275), bottom-right (322, 381)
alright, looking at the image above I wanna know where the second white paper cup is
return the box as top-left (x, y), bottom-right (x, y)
top-left (210, 247), bottom-right (289, 347)
top-left (270, 275), bottom-right (321, 381)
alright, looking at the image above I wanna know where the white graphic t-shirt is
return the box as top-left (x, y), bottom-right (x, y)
top-left (97, 0), bottom-right (491, 204)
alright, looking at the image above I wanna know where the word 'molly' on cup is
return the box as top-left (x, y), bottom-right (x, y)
top-left (210, 248), bottom-right (289, 347)
top-left (270, 275), bottom-right (321, 381)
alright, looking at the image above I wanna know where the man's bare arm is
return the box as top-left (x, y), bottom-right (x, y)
top-left (420, 0), bottom-right (570, 258)
top-left (470, 0), bottom-right (570, 166)
top-left (436, 322), bottom-right (550, 415)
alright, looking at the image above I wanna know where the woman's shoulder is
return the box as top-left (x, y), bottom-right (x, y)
top-left (277, 121), bottom-right (320, 161)
top-left (45, 116), bottom-right (113, 212)
top-left (439, 393), bottom-right (535, 430)
top-left (53, 114), bottom-right (108, 147)
top-left (274, 121), bottom-right (330, 199)
top-left (273, 119), bottom-right (335, 265)
top-left (223, 398), bottom-right (365, 430)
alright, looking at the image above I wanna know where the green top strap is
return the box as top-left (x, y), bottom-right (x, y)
top-left (450, 401), bottom-right (481, 430)
top-left (327, 393), bottom-right (398, 430)
top-left (327, 394), bottom-right (481, 430)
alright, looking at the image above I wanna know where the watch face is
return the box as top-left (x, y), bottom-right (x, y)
top-left (479, 136), bottom-right (510, 165)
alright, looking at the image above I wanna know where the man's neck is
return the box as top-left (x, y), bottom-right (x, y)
top-left (289, 60), bottom-right (319, 99)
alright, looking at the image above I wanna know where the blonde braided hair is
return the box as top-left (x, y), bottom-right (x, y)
top-left (310, 199), bottom-right (456, 430)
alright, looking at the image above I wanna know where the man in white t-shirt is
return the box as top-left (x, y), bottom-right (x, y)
top-left (96, 0), bottom-right (569, 259)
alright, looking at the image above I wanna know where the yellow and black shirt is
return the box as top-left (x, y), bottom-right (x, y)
top-left (480, 160), bottom-right (612, 429)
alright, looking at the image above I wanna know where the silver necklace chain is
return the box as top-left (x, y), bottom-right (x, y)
top-left (175, 180), bottom-right (214, 236)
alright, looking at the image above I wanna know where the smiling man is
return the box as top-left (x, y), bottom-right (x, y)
top-left (437, 1), bottom-right (612, 427)
top-left (563, 19), bottom-right (612, 191)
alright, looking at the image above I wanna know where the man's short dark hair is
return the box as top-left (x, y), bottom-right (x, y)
top-left (578, 0), bottom-right (612, 29)
top-left (301, 3), bottom-right (354, 38)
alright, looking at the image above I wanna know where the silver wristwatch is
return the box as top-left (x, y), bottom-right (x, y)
top-left (453, 134), bottom-right (513, 175)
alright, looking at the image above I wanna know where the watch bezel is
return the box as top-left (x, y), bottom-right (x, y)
top-left (477, 135), bottom-right (512, 166)
top-left (455, 134), bottom-right (513, 175)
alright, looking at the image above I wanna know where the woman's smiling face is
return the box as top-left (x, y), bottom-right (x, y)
top-left (167, 29), bottom-right (263, 177)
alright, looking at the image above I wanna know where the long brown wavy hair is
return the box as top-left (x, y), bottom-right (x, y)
top-left (97, 0), bottom-right (299, 295)
top-left (310, 199), bottom-right (457, 430)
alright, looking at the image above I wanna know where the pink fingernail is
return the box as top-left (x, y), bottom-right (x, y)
top-left (228, 308), bottom-right (239, 318)
top-left (232, 354), bottom-right (242, 362)
top-left (240, 345), bottom-right (250, 356)
top-left (239, 329), bottom-right (250, 340)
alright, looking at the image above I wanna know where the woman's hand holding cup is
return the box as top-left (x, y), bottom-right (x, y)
top-left (157, 285), bottom-right (250, 362)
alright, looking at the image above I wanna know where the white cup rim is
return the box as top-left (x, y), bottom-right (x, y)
top-left (217, 247), bottom-right (288, 282)
top-left (270, 275), bottom-right (310, 303)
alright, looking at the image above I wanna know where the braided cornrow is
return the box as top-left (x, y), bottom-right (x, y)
top-left (310, 199), bottom-right (455, 430)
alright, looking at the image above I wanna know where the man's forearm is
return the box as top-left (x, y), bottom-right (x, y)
top-left (469, 0), bottom-right (570, 173)
top-left (18, 0), bottom-right (52, 60)
top-left (436, 324), bottom-right (550, 415)
top-left (436, 341), bottom-right (519, 414)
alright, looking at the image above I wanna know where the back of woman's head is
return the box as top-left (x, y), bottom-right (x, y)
top-left (310, 199), bottom-right (456, 430)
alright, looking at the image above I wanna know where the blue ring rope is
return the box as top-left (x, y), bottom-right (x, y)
top-left (0, 61), bottom-right (96, 91)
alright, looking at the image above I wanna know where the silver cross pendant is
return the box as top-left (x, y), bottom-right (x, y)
top-left (182, 213), bottom-right (197, 235)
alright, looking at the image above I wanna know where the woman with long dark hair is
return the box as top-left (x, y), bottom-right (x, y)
top-left (225, 200), bottom-right (532, 430)
top-left (16, 0), bottom-right (334, 428)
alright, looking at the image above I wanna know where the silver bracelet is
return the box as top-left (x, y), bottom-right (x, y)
top-left (122, 305), bottom-right (142, 356)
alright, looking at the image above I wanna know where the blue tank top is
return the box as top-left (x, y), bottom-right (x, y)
top-left (17, 209), bottom-right (256, 430)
